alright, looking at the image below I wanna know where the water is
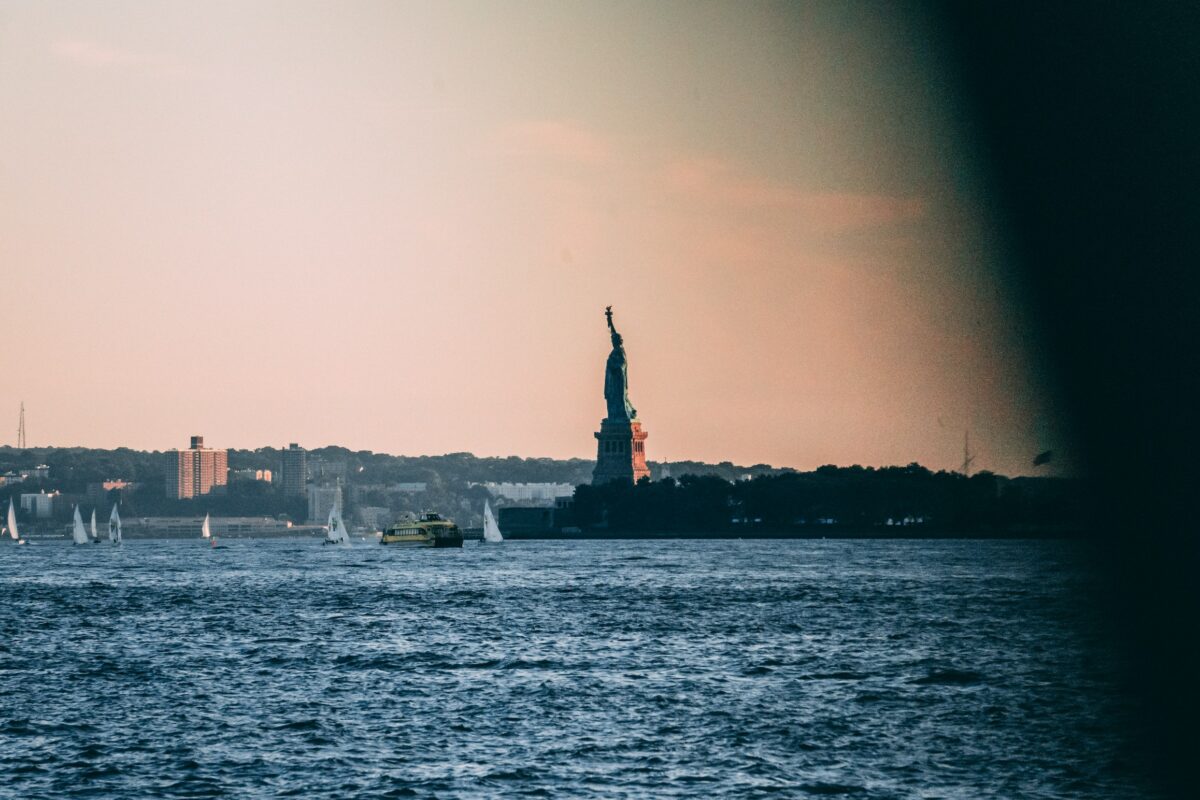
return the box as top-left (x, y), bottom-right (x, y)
top-left (0, 539), bottom-right (1154, 798)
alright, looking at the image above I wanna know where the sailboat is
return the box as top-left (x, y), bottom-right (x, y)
top-left (324, 506), bottom-right (350, 546)
top-left (71, 505), bottom-right (90, 545)
top-left (482, 500), bottom-right (503, 543)
top-left (108, 504), bottom-right (122, 544)
top-left (201, 513), bottom-right (227, 549)
top-left (89, 508), bottom-right (100, 544)
top-left (6, 499), bottom-right (27, 545)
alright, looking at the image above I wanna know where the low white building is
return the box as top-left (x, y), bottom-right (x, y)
top-left (230, 468), bottom-right (273, 483)
top-left (20, 492), bottom-right (56, 519)
top-left (478, 482), bottom-right (575, 504)
top-left (122, 517), bottom-right (304, 537)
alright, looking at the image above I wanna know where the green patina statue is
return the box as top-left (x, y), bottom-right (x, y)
top-left (604, 306), bottom-right (637, 421)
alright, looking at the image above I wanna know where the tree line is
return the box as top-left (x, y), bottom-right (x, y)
top-left (0, 447), bottom-right (1082, 535)
top-left (567, 465), bottom-right (1085, 536)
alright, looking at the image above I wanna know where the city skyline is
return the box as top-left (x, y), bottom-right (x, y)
top-left (0, 2), bottom-right (1068, 476)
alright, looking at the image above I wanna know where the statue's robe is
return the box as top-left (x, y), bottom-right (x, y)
top-left (604, 336), bottom-right (637, 421)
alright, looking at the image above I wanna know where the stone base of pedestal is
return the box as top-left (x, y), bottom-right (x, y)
top-left (592, 419), bottom-right (650, 485)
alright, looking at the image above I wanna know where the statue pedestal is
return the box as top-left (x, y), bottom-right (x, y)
top-left (593, 419), bottom-right (650, 485)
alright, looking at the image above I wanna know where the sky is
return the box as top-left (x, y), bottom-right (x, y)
top-left (0, 1), bottom-right (1069, 475)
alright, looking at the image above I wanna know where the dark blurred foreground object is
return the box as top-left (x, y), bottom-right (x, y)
top-left (935, 3), bottom-right (1200, 795)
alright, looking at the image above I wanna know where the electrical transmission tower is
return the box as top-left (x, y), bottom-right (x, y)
top-left (961, 430), bottom-right (975, 476)
top-left (17, 402), bottom-right (26, 448)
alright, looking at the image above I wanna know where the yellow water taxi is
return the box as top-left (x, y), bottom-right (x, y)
top-left (381, 512), bottom-right (464, 548)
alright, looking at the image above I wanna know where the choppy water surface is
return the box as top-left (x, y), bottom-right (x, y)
top-left (0, 539), bottom-right (1153, 798)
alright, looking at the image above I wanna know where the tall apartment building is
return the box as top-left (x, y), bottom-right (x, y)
top-left (307, 484), bottom-right (342, 523)
top-left (165, 435), bottom-right (229, 500)
top-left (280, 443), bottom-right (308, 497)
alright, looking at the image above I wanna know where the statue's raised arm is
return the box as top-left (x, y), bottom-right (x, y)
top-left (605, 305), bottom-right (616, 334)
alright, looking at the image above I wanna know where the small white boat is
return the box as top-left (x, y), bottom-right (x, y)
top-left (201, 513), bottom-right (211, 540)
top-left (6, 499), bottom-right (27, 545)
top-left (324, 506), bottom-right (350, 546)
top-left (108, 504), bottom-right (122, 544)
top-left (482, 500), bottom-right (503, 543)
top-left (90, 508), bottom-right (100, 544)
top-left (71, 505), bottom-right (90, 545)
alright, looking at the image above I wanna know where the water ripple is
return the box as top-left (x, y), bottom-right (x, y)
top-left (0, 539), bottom-right (1156, 798)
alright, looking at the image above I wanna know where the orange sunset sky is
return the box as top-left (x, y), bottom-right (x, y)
top-left (0, 2), bottom-right (1068, 475)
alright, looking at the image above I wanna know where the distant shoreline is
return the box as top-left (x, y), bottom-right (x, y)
top-left (504, 527), bottom-right (1091, 541)
top-left (17, 530), bottom-right (326, 542)
top-left (15, 528), bottom-right (1088, 542)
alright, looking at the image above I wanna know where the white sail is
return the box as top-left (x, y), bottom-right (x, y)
top-left (326, 507), bottom-right (350, 545)
top-left (108, 504), bottom-right (121, 543)
top-left (483, 500), bottom-right (503, 543)
top-left (7, 499), bottom-right (19, 541)
top-left (72, 505), bottom-right (89, 545)
top-left (90, 508), bottom-right (98, 542)
top-left (201, 513), bottom-right (211, 539)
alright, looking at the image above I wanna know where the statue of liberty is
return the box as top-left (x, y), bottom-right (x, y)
top-left (604, 306), bottom-right (637, 421)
